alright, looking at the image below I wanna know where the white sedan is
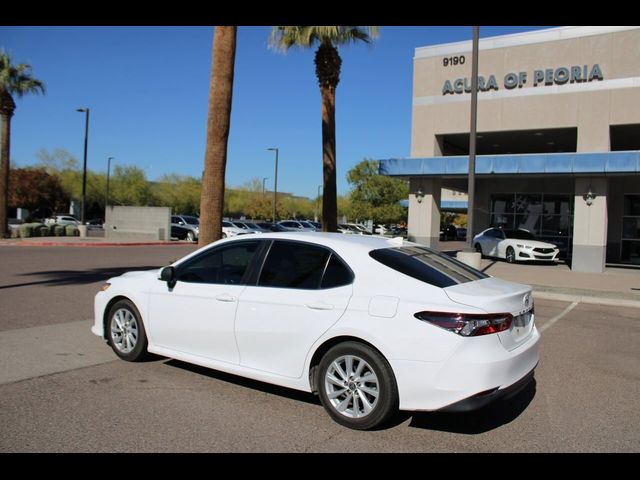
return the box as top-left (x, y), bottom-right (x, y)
top-left (473, 228), bottom-right (560, 263)
top-left (92, 232), bottom-right (539, 430)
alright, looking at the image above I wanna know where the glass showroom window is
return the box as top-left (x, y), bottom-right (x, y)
top-left (490, 193), bottom-right (573, 258)
top-left (621, 194), bottom-right (640, 264)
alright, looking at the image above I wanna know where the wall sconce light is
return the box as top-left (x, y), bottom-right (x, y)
top-left (584, 186), bottom-right (596, 206)
top-left (415, 187), bottom-right (424, 204)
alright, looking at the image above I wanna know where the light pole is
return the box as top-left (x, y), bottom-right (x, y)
top-left (106, 157), bottom-right (114, 213)
top-left (76, 108), bottom-right (90, 224)
top-left (466, 26), bottom-right (479, 250)
top-left (267, 148), bottom-right (279, 221)
top-left (262, 177), bottom-right (268, 197)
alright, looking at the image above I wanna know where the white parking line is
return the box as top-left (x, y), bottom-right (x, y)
top-left (539, 301), bottom-right (579, 333)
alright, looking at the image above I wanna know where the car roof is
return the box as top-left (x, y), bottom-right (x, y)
top-left (219, 231), bottom-right (408, 256)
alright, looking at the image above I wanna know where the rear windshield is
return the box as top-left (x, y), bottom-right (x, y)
top-left (369, 246), bottom-right (488, 288)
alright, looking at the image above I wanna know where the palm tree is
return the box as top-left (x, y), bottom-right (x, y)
top-left (269, 26), bottom-right (379, 232)
top-left (0, 52), bottom-right (45, 237)
top-left (199, 26), bottom-right (237, 246)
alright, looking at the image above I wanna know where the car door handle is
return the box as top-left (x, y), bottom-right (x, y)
top-left (215, 294), bottom-right (236, 302)
top-left (306, 302), bottom-right (334, 311)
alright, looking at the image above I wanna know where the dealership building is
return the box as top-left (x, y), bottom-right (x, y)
top-left (380, 26), bottom-right (640, 272)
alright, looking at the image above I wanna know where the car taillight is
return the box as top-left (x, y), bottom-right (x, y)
top-left (414, 311), bottom-right (513, 337)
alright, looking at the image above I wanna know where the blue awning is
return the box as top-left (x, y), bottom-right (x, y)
top-left (379, 151), bottom-right (640, 177)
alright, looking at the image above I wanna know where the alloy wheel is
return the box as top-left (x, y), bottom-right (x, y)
top-left (324, 355), bottom-right (380, 419)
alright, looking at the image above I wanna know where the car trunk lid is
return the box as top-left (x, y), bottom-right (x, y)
top-left (444, 277), bottom-right (535, 350)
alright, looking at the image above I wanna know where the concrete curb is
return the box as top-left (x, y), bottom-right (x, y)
top-left (1, 241), bottom-right (194, 247)
top-left (533, 290), bottom-right (640, 309)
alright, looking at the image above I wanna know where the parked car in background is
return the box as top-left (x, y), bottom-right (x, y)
top-left (171, 215), bottom-right (200, 242)
top-left (232, 221), bottom-right (271, 233)
top-left (93, 232), bottom-right (539, 430)
top-left (456, 227), bottom-right (467, 241)
top-left (44, 215), bottom-right (80, 226)
top-left (277, 220), bottom-right (317, 232)
top-left (222, 221), bottom-right (252, 238)
top-left (171, 224), bottom-right (194, 241)
top-left (473, 227), bottom-right (560, 263)
top-left (255, 222), bottom-right (289, 232)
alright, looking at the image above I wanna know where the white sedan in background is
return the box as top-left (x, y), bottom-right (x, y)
top-left (473, 228), bottom-right (560, 263)
top-left (92, 233), bottom-right (539, 430)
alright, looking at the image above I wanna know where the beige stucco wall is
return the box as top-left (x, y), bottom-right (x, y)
top-left (411, 27), bottom-right (640, 156)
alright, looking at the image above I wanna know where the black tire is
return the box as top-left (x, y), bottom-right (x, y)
top-left (106, 299), bottom-right (150, 362)
top-left (317, 342), bottom-right (398, 430)
top-left (506, 246), bottom-right (516, 263)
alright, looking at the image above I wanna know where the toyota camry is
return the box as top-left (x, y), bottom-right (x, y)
top-left (92, 232), bottom-right (539, 430)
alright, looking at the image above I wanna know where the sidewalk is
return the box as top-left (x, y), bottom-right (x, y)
top-left (441, 241), bottom-right (640, 308)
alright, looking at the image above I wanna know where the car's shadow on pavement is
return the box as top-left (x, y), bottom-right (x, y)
top-left (163, 359), bottom-right (322, 406)
top-left (404, 378), bottom-right (537, 433)
top-left (165, 358), bottom-right (536, 433)
top-left (1, 266), bottom-right (162, 290)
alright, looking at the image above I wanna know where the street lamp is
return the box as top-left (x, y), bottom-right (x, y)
top-left (76, 108), bottom-right (90, 224)
top-left (466, 26), bottom-right (479, 250)
top-left (267, 148), bottom-right (279, 221)
top-left (106, 157), bottom-right (114, 212)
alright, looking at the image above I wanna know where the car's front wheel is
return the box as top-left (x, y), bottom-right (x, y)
top-left (506, 246), bottom-right (516, 263)
top-left (187, 231), bottom-right (195, 242)
top-left (317, 342), bottom-right (398, 430)
top-left (106, 299), bottom-right (150, 362)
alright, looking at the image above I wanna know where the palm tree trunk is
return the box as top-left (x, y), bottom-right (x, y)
top-left (0, 112), bottom-right (11, 238)
top-left (320, 85), bottom-right (338, 232)
top-left (199, 26), bottom-right (237, 246)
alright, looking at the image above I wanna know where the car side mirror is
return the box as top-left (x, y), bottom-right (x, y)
top-left (159, 266), bottom-right (177, 289)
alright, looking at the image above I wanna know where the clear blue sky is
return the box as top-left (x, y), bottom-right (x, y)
top-left (2, 26), bottom-right (550, 199)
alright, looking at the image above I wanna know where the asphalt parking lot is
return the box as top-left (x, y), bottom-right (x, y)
top-left (0, 245), bottom-right (638, 452)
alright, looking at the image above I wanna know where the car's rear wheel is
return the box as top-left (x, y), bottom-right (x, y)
top-left (506, 246), bottom-right (516, 263)
top-left (187, 231), bottom-right (195, 242)
top-left (317, 342), bottom-right (398, 430)
top-left (106, 299), bottom-right (150, 362)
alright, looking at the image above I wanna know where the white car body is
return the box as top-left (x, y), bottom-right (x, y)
top-left (473, 228), bottom-right (560, 263)
top-left (45, 215), bottom-right (80, 227)
top-left (92, 233), bottom-right (539, 426)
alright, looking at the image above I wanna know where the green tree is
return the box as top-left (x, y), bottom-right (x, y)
top-left (153, 174), bottom-right (202, 215)
top-left (346, 159), bottom-right (408, 225)
top-left (269, 26), bottom-right (379, 233)
top-left (36, 148), bottom-right (106, 214)
top-left (0, 52), bottom-right (45, 236)
top-left (199, 26), bottom-right (237, 246)
top-left (109, 165), bottom-right (153, 206)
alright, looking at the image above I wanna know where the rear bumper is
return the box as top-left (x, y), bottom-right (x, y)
top-left (392, 326), bottom-right (540, 411)
top-left (438, 365), bottom-right (536, 412)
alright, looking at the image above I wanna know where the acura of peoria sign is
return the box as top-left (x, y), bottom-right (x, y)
top-left (442, 64), bottom-right (604, 95)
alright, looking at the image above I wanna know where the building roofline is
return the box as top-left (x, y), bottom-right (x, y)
top-left (414, 26), bottom-right (640, 60)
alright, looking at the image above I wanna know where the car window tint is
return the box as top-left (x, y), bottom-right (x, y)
top-left (369, 246), bottom-right (488, 288)
top-left (259, 241), bottom-right (330, 289)
top-left (177, 241), bottom-right (260, 285)
top-left (321, 254), bottom-right (353, 289)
